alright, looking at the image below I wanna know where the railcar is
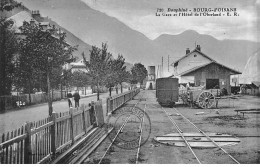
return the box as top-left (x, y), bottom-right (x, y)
top-left (156, 77), bottom-right (217, 109)
top-left (156, 78), bottom-right (179, 107)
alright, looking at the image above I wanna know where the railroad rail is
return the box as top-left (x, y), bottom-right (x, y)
top-left (160, 107), bottom-right (240, 164)
top-left (135, 104), bottom-right (146, 164)
top-left (98, 92), bottom-right (146, 164)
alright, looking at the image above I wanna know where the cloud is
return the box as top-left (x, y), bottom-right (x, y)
top-left (81, 0), bottom-right (258, 41)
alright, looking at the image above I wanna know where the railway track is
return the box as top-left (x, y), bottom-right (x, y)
top-left (160, 106), bottom-right (240, 164)
top-left (52, 91), bottom-right (145, 164)
top-left (57, 91), bottom-right (147, 164)
top-left (98, 92), bottom-right (147, 164)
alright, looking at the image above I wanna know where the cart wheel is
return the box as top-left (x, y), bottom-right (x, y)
top-left (198, 91), bottom-right (215, 109)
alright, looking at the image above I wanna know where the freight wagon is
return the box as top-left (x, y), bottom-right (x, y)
top-left (156, 78), bottom-right (179, 107)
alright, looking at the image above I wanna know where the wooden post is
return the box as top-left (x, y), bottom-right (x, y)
top-left (51, 112), bottom-right (58, 155)
top-left (24, 122), bottom-right (32, 164)
top-left (81, 104), bottom-right (87, 134)
top-left (69, 108), bottom-right (75, 144)
top-left (111, 98), bottom-right (113, 113)
top-left (106, 98), bottom-right (109, 116)
top-left (91, 100), bottom-right (97, 126)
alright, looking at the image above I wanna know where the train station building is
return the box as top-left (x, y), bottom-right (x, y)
top-left (171, 45), bottom-right (241, 94)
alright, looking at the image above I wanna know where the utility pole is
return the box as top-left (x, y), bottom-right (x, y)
top-left (162, 56), bottom-right (163, 77)
top-left (168, 55), bottom-right (169, 72)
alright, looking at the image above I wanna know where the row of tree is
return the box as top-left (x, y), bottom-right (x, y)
top-left (0, 1), bottom-right (148, 114)
top-left (82, 43), bottom-right (147, 100)
top-left (1, 1), bottom-right (76, 114)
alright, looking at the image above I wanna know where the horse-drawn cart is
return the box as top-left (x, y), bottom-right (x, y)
top-left (179, 86), bottom-right (218, 109)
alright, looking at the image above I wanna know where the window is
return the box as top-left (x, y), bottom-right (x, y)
top-left (194, 54), bottom-right (197, 57)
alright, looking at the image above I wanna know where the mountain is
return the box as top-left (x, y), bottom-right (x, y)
top-left (40, 17), bottom-right (92, 60)
top-left (5, 1), bottom-right (93, 61)
top-left (154, 30), bottom-right (259, 71)
top-left (16, 0), bottom-right (259, 71)
top-left (16, 0), bottom-right (167, 66)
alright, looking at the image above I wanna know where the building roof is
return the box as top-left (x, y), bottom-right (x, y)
top-left (179, 61), bottom-right (241, 76)
top-left (7, 11), bottom-right (38, 33)
top-left (171, 48), bottom-right (216, 66)
top-left (252, 81), bottom-right (260, 87)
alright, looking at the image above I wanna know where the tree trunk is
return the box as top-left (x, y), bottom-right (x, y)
top-left (121, 83), bottom-right (123, 93)
top-left (109, 87), bottom-right (112, 97)
top-left (60, 83), bottom-right (63, 99)
top-left (28, 78), bottom-right (31, 105)
top-left (52, 88), bottom-right (54, 101)
top-left (116, 86), bottom-right (118, 94)
top-left (97, 82), bottom-right (100, 100)
top-left (0, 26), bottom-right (6, 111)
top-left (47, 69), bottom-right (53, 116)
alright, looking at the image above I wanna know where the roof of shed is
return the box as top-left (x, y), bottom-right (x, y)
top-left (171, 48), bottom-right (216, 66)
top-left (179, 61), bottom-right (241, 76)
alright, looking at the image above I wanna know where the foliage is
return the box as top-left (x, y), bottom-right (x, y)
top-left (0, 1), bottom-right (20, 97)
top-left (130, 63), bottom-right (148, 85)
top-left (67, 70), bottom-right (91, 88)
top-left (105, 54), bottom-right (127, 95)
top-left (14, 21), bottom-right (77, 94)
top-left (0, 25), bottom-right (18, 96)
top-left (82, 43), bottom-right (111, 100)
top-left (0, 0), bottom-right (22, 12)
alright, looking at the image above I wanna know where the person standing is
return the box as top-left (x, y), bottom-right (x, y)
top-left (73, 91), bottom-right (80, 108)
top-left (67, 91), bottom-right (73, 108)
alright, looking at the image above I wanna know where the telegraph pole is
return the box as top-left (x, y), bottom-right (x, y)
top-left (168, 55), bottom-right (169, 72)
top-left (162, 56), bottom-right (163, 77)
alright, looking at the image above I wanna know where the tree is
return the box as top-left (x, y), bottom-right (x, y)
top-left (112, 54), bottom-right (130, 94)
top-left (131, 63), bottom-right (148, 86)
top-left (15, 21), bottom-right (77, 115)
top-left (82, 43), bottom-right (111, 100)
top-left (67, 70), bottom-right (91, 91)
top-left (0, 1), bottom-right (21, 111)
top-left (105, 55), bottom-right (117, 96)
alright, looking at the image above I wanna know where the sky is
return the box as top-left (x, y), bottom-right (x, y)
top-left (80, 0), bottom-right (259, 41)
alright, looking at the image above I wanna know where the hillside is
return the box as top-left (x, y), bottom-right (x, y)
top-left (41, 17), bottom-right (92, 61)
top-left (16, 0), bottom-right (259, 71)
top-left (5, 1), bottom-right (92, 61)
top-left (154, 30), bottom-right (259, 71)
top-left (16, 0), bottom-right (168, 66)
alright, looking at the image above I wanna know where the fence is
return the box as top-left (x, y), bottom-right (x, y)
top-left (0, 91), bottom-right (67, 112)
top-left (106, 88), bottom-right (140, 114)
top-left (241, 88), bottom-right (260, 96)
top-left (0, 101), bottom-right (104, 164)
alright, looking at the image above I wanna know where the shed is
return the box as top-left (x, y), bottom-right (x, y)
top-left (179, 62), bottom-right (241, 94)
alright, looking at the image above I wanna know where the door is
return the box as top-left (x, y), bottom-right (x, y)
top-left (206, 79), bottom-right (219, 89)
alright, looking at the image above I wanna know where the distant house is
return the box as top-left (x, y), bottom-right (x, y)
top-left (170, 45), bottom-right (241, 94)
top-left (7, 11), bottom-right (51, 34)
top-left (63, 59), bottom-right (87, 73)
top-left (241, 81), bottom-right (260, 96)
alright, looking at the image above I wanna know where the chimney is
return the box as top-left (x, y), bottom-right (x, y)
top-left (29, 19), bottom-right (35, 26)
top-left (196, 45), bottom-right (201, 51)
top-left (31, 10), bottom-right (41, 19)
top-left (186, 48), bottom-right (190, 54)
